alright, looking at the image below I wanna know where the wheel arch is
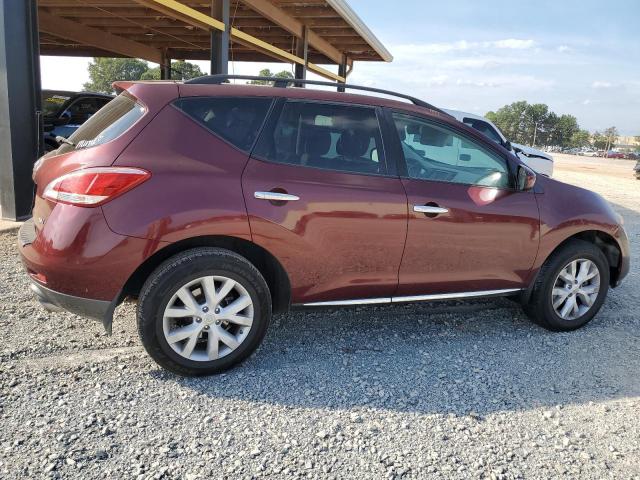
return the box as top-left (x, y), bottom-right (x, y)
top-left (122, 235), bottom-right (291, 315)
top-left (521, 229), bottom-right (622, 303)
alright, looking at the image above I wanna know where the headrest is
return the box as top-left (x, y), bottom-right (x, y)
top-left (419, 125), bottom-right (452, 147)
top-left (302, 127), bottom-right (332, 157)
top-left (336, 129), bottom-right (370, 158)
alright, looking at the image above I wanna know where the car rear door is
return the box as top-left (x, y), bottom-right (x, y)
top-left (242, 99), bottom-right (407, 305)
top-left (386, 110), bottom-right (540, 297)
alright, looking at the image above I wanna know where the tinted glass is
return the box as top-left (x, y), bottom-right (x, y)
top-left (55, 93), bottom-right (145, 155)
top-left (41, 92), bottom-right (71, 117)
top-left (254, 101), bottom-right (386, 175)
top-left (463, 118), bottom-right (503, 144)
top-left (175, 97), bottom-right (273, 152)
top-left (66, 97), bottom-right (111, 124)
top-left (392, 112), bottom-right (509, 188)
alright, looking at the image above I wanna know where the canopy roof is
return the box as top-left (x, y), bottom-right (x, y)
top-left (38, 0), bottom-right (392, 78)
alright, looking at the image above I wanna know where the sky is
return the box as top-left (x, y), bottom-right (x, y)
top-left (40, 0), bottom-right (640, 135)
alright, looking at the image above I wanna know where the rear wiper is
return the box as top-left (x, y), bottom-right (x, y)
top-left (55, 135), bottom-right (75, 147)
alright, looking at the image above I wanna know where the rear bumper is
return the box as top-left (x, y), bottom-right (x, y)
top-left (29, 280), bottom-right (111, 322)
top-left (17, 202), bottom-right (155, 333)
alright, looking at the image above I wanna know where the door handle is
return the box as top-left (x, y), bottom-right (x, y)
top-left (254, 191), bottom-right (300, 201)
top-left (413, 205), bottom-right (449, 215)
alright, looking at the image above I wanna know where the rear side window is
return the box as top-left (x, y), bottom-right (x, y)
top-left (253, 101), bottom-right (386, 176)
top-left (175, 97), bottom-right (273, 152)
top-left (56, 93), bottom-right (144, 155)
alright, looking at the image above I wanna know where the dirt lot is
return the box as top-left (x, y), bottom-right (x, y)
top-left (0, 154), bottom-right (638, 479)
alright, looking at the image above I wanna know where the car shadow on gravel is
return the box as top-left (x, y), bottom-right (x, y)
top-left (153, 290), bottom-right (640, 416)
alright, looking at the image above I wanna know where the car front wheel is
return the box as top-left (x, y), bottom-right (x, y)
top-left (137, 248), bottom-right (272, 376)
top-left (524, 239), bottom-right (609, 331)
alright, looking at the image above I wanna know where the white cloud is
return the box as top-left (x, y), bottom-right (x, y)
top-left (556, 45), bottom-right (571, 53)
top-left (392, 38), bottom-right (536, 57)
top-left (583, 99), bottom-right (592, 105)
top-left (592, 81), bottom-right (613, 89)
top-left (491, 39), bottom-right (536, 49)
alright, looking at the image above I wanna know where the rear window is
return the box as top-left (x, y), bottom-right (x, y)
top-left (55, 93), bottom-right (145, 155)
top-left (174, 97), bottom-right (273, 152)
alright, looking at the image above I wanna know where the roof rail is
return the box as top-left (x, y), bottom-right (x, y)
top-left (185, 75), bottom-right (451, 117)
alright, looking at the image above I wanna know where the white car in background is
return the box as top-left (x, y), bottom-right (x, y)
top-left (444, 109), bottom-right (554, 177)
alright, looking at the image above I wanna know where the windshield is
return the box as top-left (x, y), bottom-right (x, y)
top-left (54, 92), bottom-right (145, 155)
top-left (41, 93), bottom-right (71, 117)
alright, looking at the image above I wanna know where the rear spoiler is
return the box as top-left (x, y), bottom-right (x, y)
top-left (112, 80), bottom-right (178, 94)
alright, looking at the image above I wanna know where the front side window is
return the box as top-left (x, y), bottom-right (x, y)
top-left (392, 112), bottom-right (510, 188)
top-left (253, 101), bottom-right (386, 176)
top-left (175, 96), bottom-right (273, 152)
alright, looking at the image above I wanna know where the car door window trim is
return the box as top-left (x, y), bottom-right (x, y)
top-left (384, 107), bottom-right (517, 189)
top-left (251, 99), bottom-right (395, 178)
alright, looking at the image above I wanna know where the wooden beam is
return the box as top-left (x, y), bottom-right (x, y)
top-left (38, 11), bottom-right (163, 63)
top-left (133, 0), bottom-right (345, 82)
top-left (133, 0), bottom-right (225, 31)
top-left (239, 0), bottom-right (342, 64)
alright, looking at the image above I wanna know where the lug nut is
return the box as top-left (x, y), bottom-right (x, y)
top-left (214, 307), bottom-right (220, 314)
top-left (195, 317), bottom-right (202, 323)
top-left (215, 320), bottom-right (221, 325)
top-left (202, 306), bottom-right (209, 313)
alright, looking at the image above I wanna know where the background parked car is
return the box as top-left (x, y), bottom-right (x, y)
top-left (635, 161), bottom-right (640, 179)
top-left (606, 151), bottom-right (625, 159)
top-left (42, 90), bottom-right (113, 152)
top-left (444, 109), bottom-right (554, 176)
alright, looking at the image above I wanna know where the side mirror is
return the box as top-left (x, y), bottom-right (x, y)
top-left (517, 164), bottom-right (536, 191)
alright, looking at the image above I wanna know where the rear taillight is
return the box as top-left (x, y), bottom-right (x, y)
top-left (43, 167), bottom-right (150, 207)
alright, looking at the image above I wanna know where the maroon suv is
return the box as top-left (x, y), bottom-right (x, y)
top-left (18, 76), bottom-right (630, 375)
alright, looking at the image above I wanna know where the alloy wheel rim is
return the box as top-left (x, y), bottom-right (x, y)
top-left (551, 259), bottom-right (600, 321)
top-left (162, 276), bottom-right (254, 362)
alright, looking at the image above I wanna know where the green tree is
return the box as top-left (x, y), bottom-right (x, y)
top-left (487, 101), bottom-right (585, 148)
top-left (525, 103), bottom-right (549, 147)
top-left (569, 129), bottom-right (591, 148)
top-left (83, 58), bottom-right (149, 94)
top-left (248, 68), bottom-right (294, 85)
top-left (592, 131), bottom-right (608, 150)
top-left (141, 60), bottom-right (206, 81)
top-left (603, 126), bottom-right (619, 156)
top-left (486, 100), bottom-right (529, 144)
top-left (548, 114), bottom-right (579, 148)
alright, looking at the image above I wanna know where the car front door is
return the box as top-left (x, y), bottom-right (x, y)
top-left (242, 100), bottom-right (407, 305)
top-left (387, 110), bottom-right (540, 297)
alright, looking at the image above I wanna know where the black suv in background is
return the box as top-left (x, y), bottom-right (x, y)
top-left (41, 90), bottom-right (113, 151)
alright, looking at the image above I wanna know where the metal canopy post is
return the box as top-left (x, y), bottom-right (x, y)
top-left (337, 54), bottom-right (347, 92)
top-left (0, 0), bottom-right (41, 220)
top-left (294, 25), bottom-right (308, 87)
top-left (210, 0), bottom-right (229, 75)
top-left (160, 51), bottom-right (171, 80)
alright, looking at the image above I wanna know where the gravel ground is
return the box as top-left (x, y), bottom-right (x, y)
top-left (1, 154), bottom-right (639, 479)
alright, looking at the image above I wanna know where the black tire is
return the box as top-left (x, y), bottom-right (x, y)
top-left (137, 247), bottom-right (272, 376)
top-left (523, 239), bottom-right (609, 331)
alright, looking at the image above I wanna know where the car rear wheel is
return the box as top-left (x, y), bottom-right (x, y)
top-left (137, 248), bottom-right (271, 376)
top-left (524, 240), bottom-right (609, 331)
